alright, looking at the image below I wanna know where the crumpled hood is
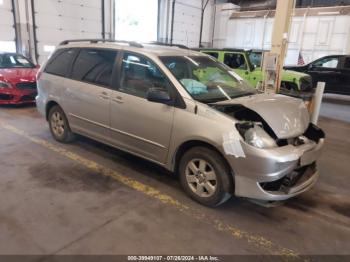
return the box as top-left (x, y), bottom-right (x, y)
top-left (215, 93), bottom-right (310, 139)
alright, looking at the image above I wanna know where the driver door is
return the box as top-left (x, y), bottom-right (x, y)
top-left (223, 52), bottom-right (253, 85)
top-left (308, 56), bottom-right (340, 92)
top-left (109, 52), bottom-right (175, 164)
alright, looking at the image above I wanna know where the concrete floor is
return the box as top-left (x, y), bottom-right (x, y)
top-left (0, 97), bottom-right (349, 258)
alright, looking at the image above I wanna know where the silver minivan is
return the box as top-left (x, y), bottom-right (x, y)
top-left (36, 40), bottom-right (325, 206)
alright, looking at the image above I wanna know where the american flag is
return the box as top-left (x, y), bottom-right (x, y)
top-left (297, 52), bottom-right (305, 65)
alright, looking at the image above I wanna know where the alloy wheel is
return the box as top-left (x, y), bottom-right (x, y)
top-left (51, 111), bottom-right (65, 138)
top-left (185, 158), bottom-right (217, 198)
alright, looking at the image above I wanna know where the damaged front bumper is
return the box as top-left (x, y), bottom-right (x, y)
top-left (229, 132), bottom-right (324, 202)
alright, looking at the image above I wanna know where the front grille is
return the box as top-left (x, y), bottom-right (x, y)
top-left (21, 93), bottom-right (37, 101)
top-left (16, 82), bottom-right (37, 90)
top-left (0, 94), bottom-right (14, 101)
top-left (260, 162), bottom-right (316, 192)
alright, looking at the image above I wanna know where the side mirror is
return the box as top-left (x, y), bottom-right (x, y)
top-left (36, 64), bottom-right (41, 69)
top-left (147, 88), bottom-right (172, 105)
top-left (248, 64), bottom-right (256, 72)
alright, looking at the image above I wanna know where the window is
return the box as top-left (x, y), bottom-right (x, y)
top-left (343, 57), bottom-right (350, 69)
top-left (203, 52), bottom-right (219, 59)
top-left (45, 49), bottom-right (77, 77)
top-left (249, 52), bottom-right (262, 68)
top-left (0, 54), bottom-right (35, 68)
top-left (71, 49), bottom-right (117, 87)
top-left (313, 57), bottom-right (339, 69)
top-left (119, 53), bottom-right (169, 98)
top-left (223, 53), bottom-right (247, 70)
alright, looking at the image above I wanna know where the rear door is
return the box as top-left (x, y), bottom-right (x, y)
top-left (62, 48), bottom-right (118, 141)
top-left (109, 52), bottom-right (175, 163)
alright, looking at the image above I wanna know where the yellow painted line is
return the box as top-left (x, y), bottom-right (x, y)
top-left (0, 122), bottom-right (304, 260)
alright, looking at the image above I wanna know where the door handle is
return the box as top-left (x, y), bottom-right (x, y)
top-left (112, 96), bottom-right (123, 104)
top-left (99, 91), bottom-right (109, 100)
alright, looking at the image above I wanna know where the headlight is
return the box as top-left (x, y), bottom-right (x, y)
top-left (236, 122), bottom-right (277, 149)
top-left (0, 81), bottom-right (11, 88)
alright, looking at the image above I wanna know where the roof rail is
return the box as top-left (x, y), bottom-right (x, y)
top-left (59, 39), bottom-right (143, 48)
top-left (194, 47), bottom-right (252, 53)
top-left (223, 47), bottom-right (252, 52)
top-left (147, 41), bottom-right (189, 49)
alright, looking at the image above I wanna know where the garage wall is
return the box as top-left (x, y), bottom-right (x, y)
top-left (0, 0), bottom-right (16, 52)
top-left (213, 6), bottom-right (350, 65)
top-left (33, 0), bottom-right (103, 64)
top-left (114, 0), bottom-right (158, 42)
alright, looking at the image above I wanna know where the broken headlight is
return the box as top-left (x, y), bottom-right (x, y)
top-left (236, 122), bottom-right (277, 149)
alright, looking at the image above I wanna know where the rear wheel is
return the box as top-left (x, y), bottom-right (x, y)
top-left (179, 147), bottom-right (233, 207)
top-left (48, 105), bottom-right (75, 143)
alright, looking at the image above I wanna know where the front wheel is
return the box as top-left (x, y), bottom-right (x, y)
top-left (48, 105), bottom-right (75, 143)
top-left (179, 147), bottom-right (233, 207)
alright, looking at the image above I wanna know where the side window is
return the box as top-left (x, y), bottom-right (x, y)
top-left (119, 53), bottom-right (170, 99)
top-left (45, 49), bottom-right (77, 77)
top-left (249, 52), bottom-right (262, 68)
top-left (313, 57), bottom-right (339, 69)
top-left (203, 52), bottom-right (219, 59)
top-left (71, 49), bottom-right (117, 87)
top-left (223, 53), bottom-right (247, 70)
top-left (343, 57), bottom-right (350, 69)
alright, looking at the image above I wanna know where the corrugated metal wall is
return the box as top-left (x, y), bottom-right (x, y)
top-left (230, 0), bottom-right (350, 10)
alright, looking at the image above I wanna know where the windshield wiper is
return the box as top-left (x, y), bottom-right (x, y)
top-left (196, 97), bottom-right (228, 104)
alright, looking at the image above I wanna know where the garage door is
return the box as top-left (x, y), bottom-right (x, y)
top-left (0, 0), bottom-right (16, 52)
top-left (33, 0), bottom-right (103, 64)
top-left (172, 0), bottom-right (202, 47)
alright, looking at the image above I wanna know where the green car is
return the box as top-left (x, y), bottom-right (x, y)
top-left (197, 48), bottom-right (313, 94)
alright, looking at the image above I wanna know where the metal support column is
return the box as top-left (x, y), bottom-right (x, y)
top-left (101, 0), bottom-right (105, 39)
top-left (264, 0), bottom-right (296, 93)
top-left (170, 0), bottom-right (176, 44)
top-left (199, 0), bottom-right (210, 47)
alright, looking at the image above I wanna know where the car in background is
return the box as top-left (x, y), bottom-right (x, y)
top-left (0, 53), bottom-right (38, 105)
top-left (284, 55), bottom-right (350, 96)
top-left (197, 48), bottom-right (313, 94)
top-left (36, 40), bottom-right (324, 207)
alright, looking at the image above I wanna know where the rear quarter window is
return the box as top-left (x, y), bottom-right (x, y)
top-left (44, 49), bottom-right (77, 77)
top-left (71, 48), bottom-right (117, 87)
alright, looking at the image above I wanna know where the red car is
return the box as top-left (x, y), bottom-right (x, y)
top-left (0, 53), bottom-right (38, 105)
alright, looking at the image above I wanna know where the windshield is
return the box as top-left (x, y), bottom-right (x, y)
top-left (160, 55), bottom-right (257, 103)
top-left (0, 54), bottom-right (35, 69)
top-left (249, 52), bottom-right (262, 68)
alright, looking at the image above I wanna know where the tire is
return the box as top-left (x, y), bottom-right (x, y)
top-left (179, 146), bottom-right (233, 207)
top-left (48, 105), bottom-right (75, 143)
